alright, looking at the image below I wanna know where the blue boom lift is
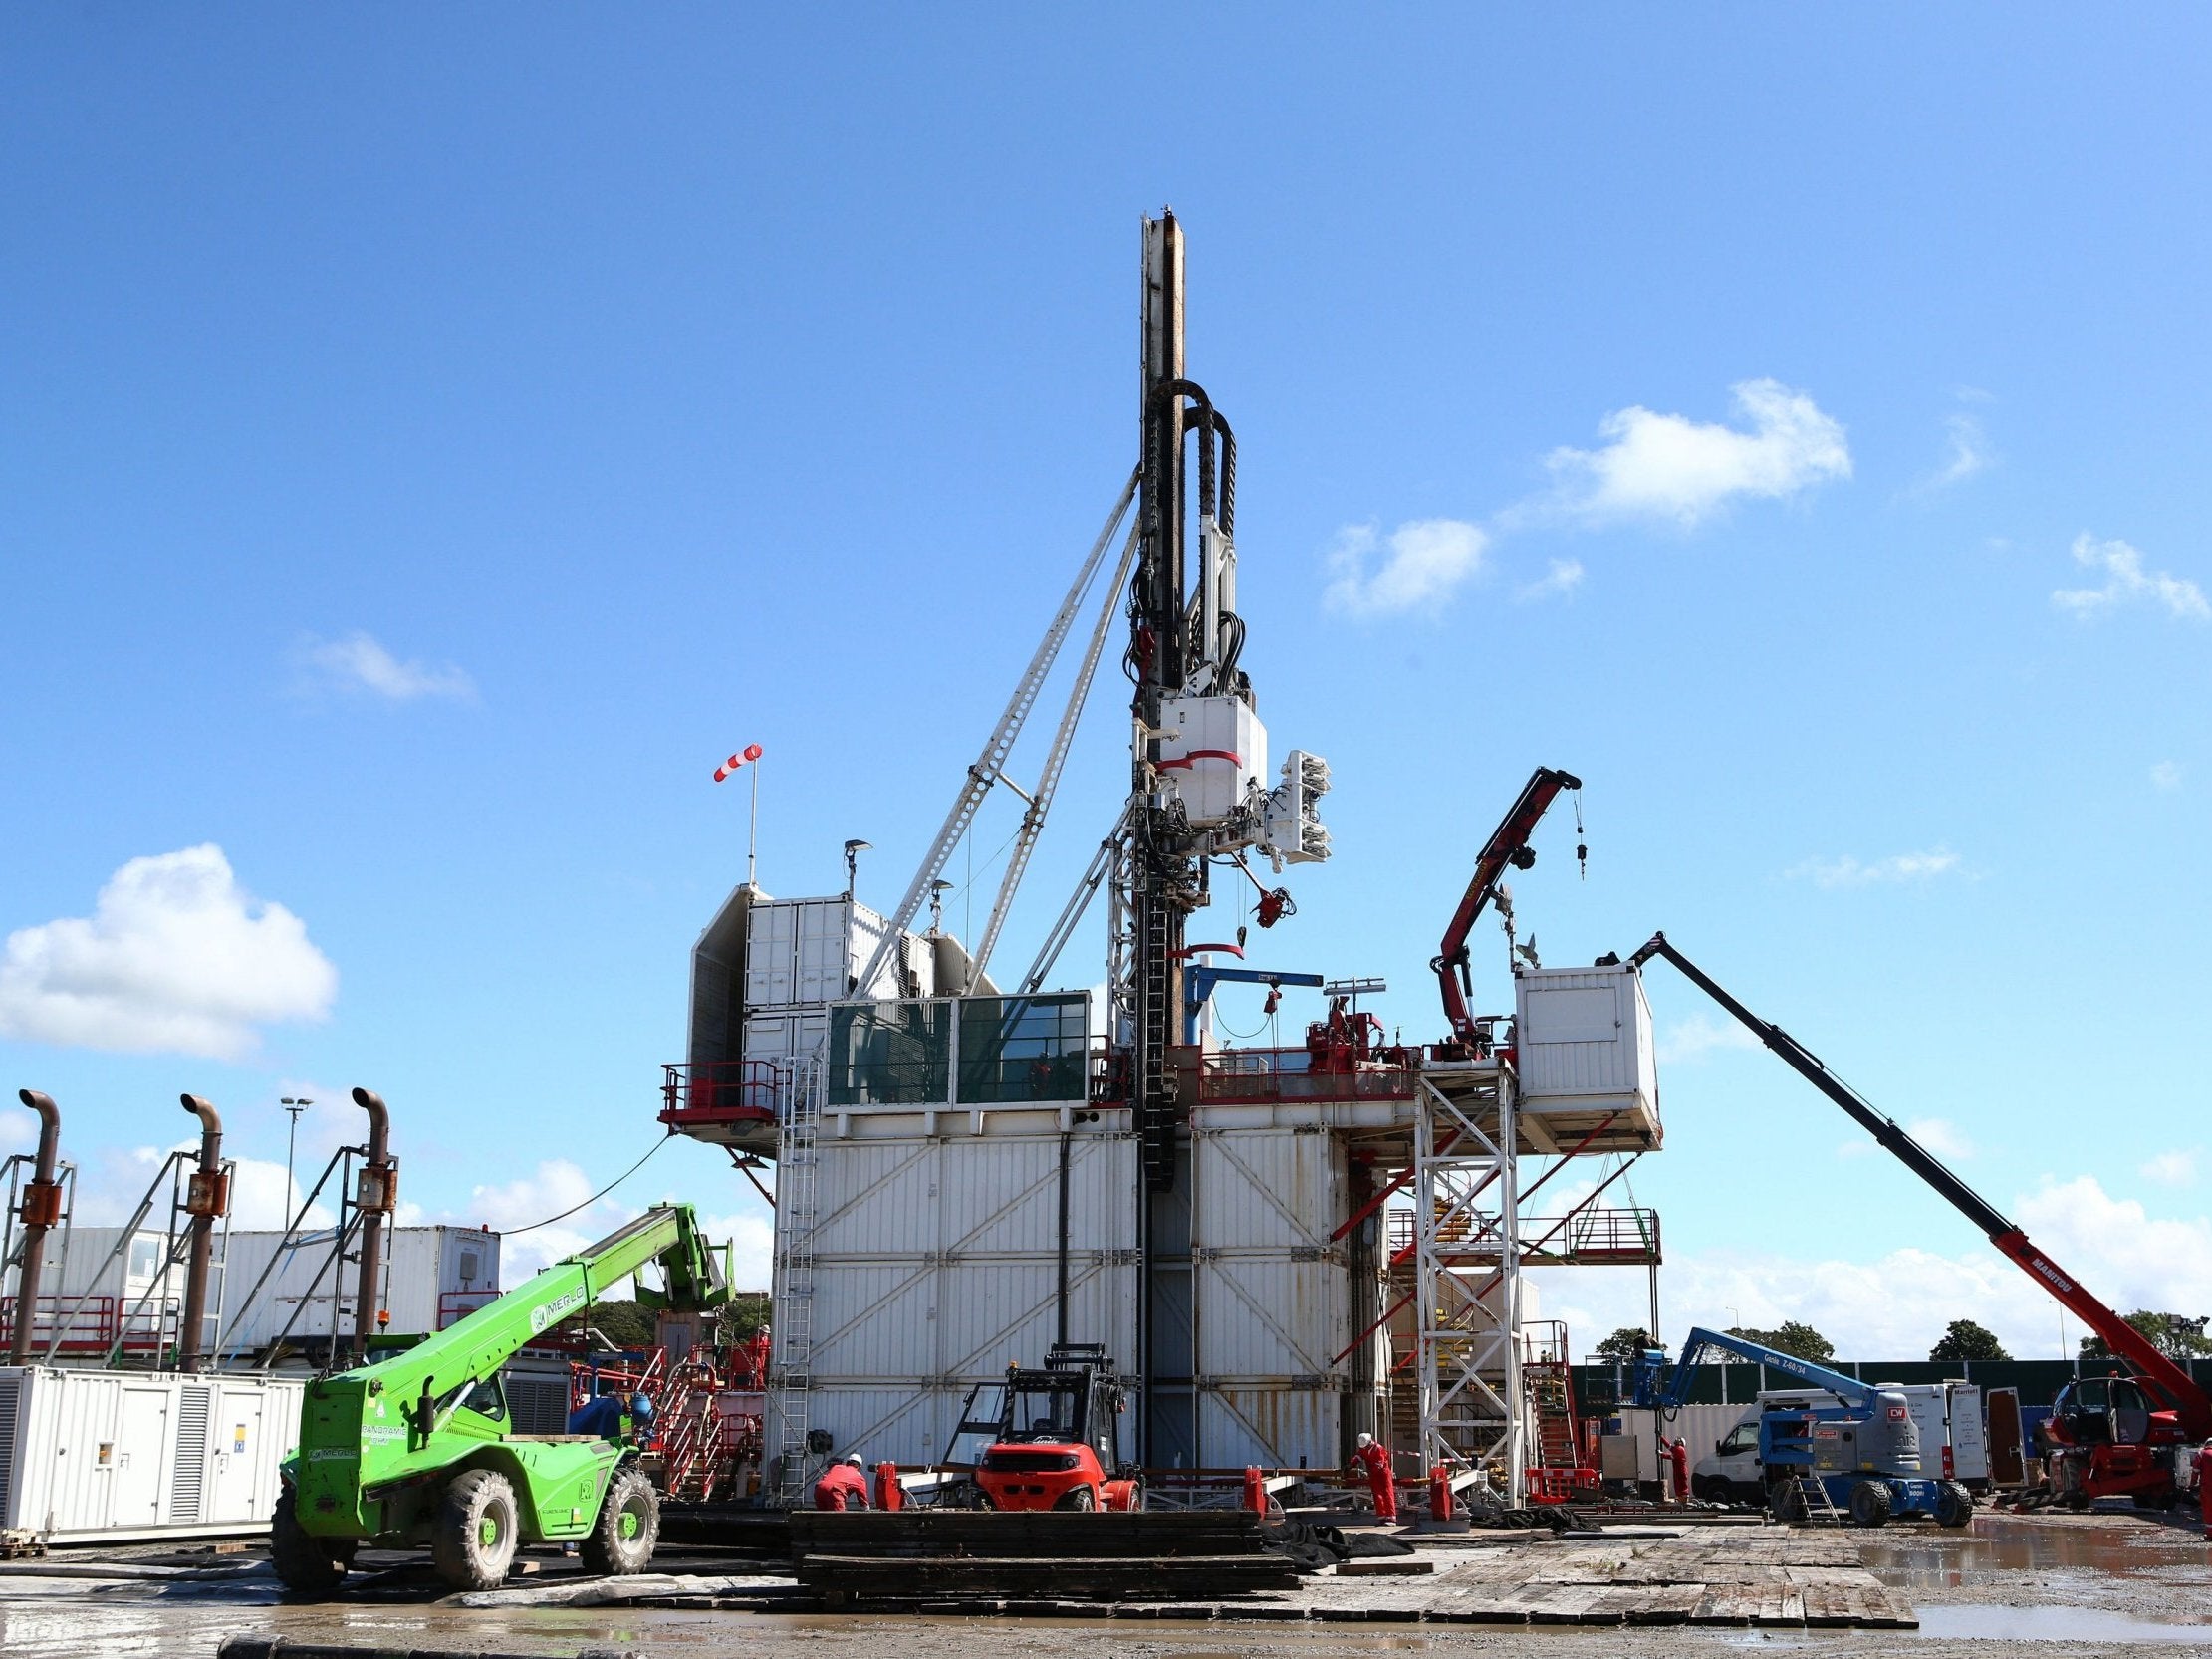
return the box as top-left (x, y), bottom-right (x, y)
top-left (1631, 1326), bottom-right (1973, 1528)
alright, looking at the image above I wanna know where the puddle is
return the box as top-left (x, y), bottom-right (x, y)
top-left (1858, 1512), bottom-right (2212, 1588)
top-left (1917, 1605), bottom-right (2212, 1644)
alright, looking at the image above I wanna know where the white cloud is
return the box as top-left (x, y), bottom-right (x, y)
top-left (0, 846), bottom-right (337, 1061)
top-left (1655, 1013), bottom-right (1760, 1066)
top-left (1515, 558), bottom-right (1585, 602)
top-left (1786, 847), bottom-right (1962, 888)
top-left (1531, 378), bottom-right (1850, 529)
top-left (1540, 1177), bottom-right (2212, 1360)
top-left (468, 1160), bottom-right (620, 1281)
top-left (2151, 761), bottom-right (2183, 793)
top-left (2140, 1148), bottom-right (2199, 1188)
top-left (2053, 534), bottom-right (2209, 622)
top-left (1911, 412), bottom-right (1994, 496)
top-left (1908, 1117), bottom-right (1975, 1161)
top-left (296, 631), bottom-right (476, 702)
top-left (1323, 519), bottom-right (1488, 616)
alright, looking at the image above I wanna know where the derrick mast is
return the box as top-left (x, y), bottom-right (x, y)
top-left (1122, 212), bottom-right (1330, 1460)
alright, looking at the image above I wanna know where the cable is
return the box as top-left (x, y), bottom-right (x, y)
top-left (505, 1135), bottom-right (671, 1236)
top-left (1214, 998), bottom-right (1273, 1041)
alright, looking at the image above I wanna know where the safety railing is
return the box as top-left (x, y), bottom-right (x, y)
top-left (1194, 1047), bottom-right (1420, 1105)
top-left (660, 1061), bottom-right (785, 1129)
top-left (1386, 1206), bottom-right (1659, 1264)
top-left (0, 1294), bottom-right (176, 1354)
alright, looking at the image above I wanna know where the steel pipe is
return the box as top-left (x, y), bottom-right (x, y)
top-left (350, 1087), bottom-right (394, 1362)
top-left (175, 1095), bottom-right (225, 1370)
top-left (10, 1090), bottom-right (63, 1364)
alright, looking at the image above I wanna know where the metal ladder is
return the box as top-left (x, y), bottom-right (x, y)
top-left (1135, 881), bottom-right (1176, 1189)
top-left (771, 1054), bottom-right (824, 1500)
top-left (1783, 1467), bottom-right (1843, 1526)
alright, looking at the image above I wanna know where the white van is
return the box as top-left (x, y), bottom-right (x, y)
top-left (1692, 1381), bottom-right (1987, 1503)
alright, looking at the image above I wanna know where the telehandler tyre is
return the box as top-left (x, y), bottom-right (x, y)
top-left (433, 1468), bottom-right (521, 1590)
top-left (581, 1465), bottom-right (660, 1576)
top-left (271, 1485), bottom-right (352, 1595)
top-left (1055, 1483), bottom-right (1097, 1512)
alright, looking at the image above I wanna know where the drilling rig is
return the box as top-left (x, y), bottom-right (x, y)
top-left (1120, 213), bottom-right (1332, 1459)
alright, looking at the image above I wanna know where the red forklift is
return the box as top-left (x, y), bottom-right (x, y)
top-left (971, 1344), bottom-right (1145, 1512)
top-left (1632, 933), bottom-right (2212, 1510)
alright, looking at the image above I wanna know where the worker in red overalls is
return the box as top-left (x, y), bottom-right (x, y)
top-left (1664, 1435), bottom-right (1691, 1504)
top-left (1350, 1432), bottom-right (1397, 1522)
top-left (739, 1326), bottom-right (772, 1390)
top-left (812, 1452), bottom-right (871, 1511)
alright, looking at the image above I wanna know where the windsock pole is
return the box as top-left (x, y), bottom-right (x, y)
top-left (713, 743), bottom-right (766, 887)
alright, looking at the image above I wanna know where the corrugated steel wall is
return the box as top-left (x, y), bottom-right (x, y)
top-left (786, 1120), bottom-right (1383, 1472)
top-left (790, 1129), bottom-right (1141, 1469)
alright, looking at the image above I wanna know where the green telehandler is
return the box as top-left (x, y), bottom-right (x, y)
top-left (273, 1202), bottom-right (729, 1593)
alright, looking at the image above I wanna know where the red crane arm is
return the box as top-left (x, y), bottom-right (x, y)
top-left (1990, 1228), bottom-right (2211, 1439)
top-left (1630, 930), bottom-right (2212, 1442)
top-left (1432, 767), bottom-right (1581, 1042)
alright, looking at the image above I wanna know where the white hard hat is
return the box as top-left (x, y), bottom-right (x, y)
top-left (1355, 1432), bottom-right (1374, 1447)
top-left (847, 1452), bottom-right (864, 1466)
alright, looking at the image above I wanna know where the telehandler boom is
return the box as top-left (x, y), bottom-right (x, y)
top-left (274, 1202), bottom-right (728, 1593)
top-left (1630, 931), bottom-right (2212, 1508)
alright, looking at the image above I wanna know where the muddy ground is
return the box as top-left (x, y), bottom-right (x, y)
top-left (1, 1506), bottom-right (2205, 1659)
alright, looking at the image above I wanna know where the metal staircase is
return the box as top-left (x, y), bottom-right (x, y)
top-left (656, 1358), bottom-right (726, 1502)
top-left (771, 1053), bottom-right (824, 1499)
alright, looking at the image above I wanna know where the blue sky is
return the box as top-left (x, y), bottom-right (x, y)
top-left (4, 8), bottom-right (2207, 1356)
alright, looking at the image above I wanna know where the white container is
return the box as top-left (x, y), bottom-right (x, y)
top-left (744, 898), bottom-right (801, 1007)
top-left (745, 896), bottom-right (930, 1009)
top-left (1514, 965), bottom-right (1658, 1117)
top-left (743, 1008), bottom-right (831, 1067)
top-left (0, 1365), bottom-right (302, 1544)
top-left (1157, 694), bottom-right (1268, 827)
top-left (211, 1226), bottom-right (500, 1359)
top-left (796, 898), bottom-right (854, 1004)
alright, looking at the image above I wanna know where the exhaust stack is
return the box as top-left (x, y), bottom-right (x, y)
top-left (10, 1090), bottom-right (65, 1365)
top-left (176, 1095), bottom-right (227, 1371)
top-left (350, 1087), bottom-right (396, 1362)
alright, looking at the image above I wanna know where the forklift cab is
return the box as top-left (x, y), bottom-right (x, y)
top-left (974, 1344), bottom-right (1142, 1512)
